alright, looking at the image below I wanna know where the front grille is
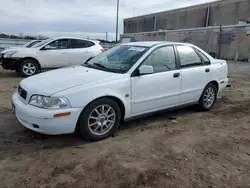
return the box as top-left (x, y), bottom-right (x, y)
top-left (18, 86), bottom-right (27, 100)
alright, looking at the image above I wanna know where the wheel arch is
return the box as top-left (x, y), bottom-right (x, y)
top-left (17, 57), bottom-right (41, 71)
top-left (75, 95), bottom-right (126, 132)
top-left (199, 80), bottom-right (219, 101)
top-left (199, 80), bottom-right (219, 110)
top-left (207, 80), bottom-right (219, 91)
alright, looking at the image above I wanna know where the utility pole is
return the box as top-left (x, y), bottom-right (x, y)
top-left (116, 0), bottom-right (119, 43)
top-left (133, 7), bottom-right (135, 17)
top-left (218, 16), bottom-right (223, 59)
top-left (106, 32), bottom-right (108, 42)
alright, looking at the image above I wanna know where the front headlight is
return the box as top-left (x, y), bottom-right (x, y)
top-left (29, 95), bottom-right (71, 109)
top-left (3, 51), bottom-right (17, 58)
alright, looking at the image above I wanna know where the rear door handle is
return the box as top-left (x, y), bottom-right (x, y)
top-left (205, 68), bottom-right (210, 73)
top-left (62, 52), bottom-right (68, 54)
top-left (173, 73), bottom-right (180, 78)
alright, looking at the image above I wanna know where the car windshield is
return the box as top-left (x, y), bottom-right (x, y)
top-left (31, 39), bottom-right (52, 48)
top-left (84, 45), bottom-right (149, 73)
top-left (24, 41), bottom-right (41, 48)
top-left (22, 41), bottom-right (33, 47)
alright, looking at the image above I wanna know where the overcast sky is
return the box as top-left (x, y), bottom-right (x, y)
top-left (0, 0), bottom-right (214, 40)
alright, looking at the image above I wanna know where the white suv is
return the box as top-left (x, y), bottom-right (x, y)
top-left (0, 37), bottom-right (104, 77)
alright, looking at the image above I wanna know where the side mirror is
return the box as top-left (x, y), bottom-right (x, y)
top-left (139, 65), bottom-right (154, 75)
top-left (44, 45), bottom-right (51, 50)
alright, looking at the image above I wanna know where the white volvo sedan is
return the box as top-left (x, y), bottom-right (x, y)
top-left (12, 42), bottom-right (228, 141)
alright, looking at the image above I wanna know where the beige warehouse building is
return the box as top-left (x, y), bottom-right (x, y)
top-left (121, 0), bottom-right (250, 61)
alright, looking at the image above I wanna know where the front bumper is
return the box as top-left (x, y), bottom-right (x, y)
top-left (12, 92), bottom-right (83, 135)
top-left (0, 56), bottom-right (19, 70)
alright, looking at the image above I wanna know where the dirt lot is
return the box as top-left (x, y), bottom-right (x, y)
top-left (0, 62), bottom-right (250, 188)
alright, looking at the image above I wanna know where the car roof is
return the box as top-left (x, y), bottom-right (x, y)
top-left (52, 36), bottom-right (97, 42)
top-left (120, 41), bottom-right (192, 47)
top-left (121, 41), bottom-right (163, 47)
top-left (27, 40), bottom-right (41, 42)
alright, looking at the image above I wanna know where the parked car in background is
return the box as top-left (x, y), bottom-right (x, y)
top-left (4, 40), bottom-right (42, 50)
top-left (0, 37), bottom-right (104, 77)
top-left (12, 42), bottom-right (228, 141)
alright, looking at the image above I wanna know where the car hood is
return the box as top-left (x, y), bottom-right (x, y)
top-left (20, 66), bottom-right (123, 96)
top-left (4, 46), bottom-right (22, 50)
top-left (1, 47), bottom-right (38, 54)
top-left (1, 47), bottom-right (26, 54)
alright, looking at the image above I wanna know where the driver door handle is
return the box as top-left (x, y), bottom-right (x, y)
top-left (173, 72), bottom-right (180, 78)
top-left (205, 68), bottom-right (210, 73)
top-left (62, 52), bottom-right (68, 54)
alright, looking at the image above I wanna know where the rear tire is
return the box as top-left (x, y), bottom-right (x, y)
top-left (19, 59), bottom-right (39, 77)
top-left (199, 83), bottom-right (217, 110)
top-left (78, 98), bottom-right (121, 141)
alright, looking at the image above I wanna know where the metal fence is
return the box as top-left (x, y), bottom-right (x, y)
top-left (0, 38), bottom-right (115, 51)
top-left (0, 38), bottom-right (30, 49)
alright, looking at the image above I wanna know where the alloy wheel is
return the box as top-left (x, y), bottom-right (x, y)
top-left (22, 63), bottom-right (36, 76)
top-left (88, 104), bottom-right (116, 136)
top-left (203, 87), bottom-right (216, 108)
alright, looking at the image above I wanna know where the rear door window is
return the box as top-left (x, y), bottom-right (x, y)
top-left (176, 46), bottom-right (202, 68)
top-left (47, 39), bottom-right (69, 50)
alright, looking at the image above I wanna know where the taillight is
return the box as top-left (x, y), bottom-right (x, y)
top-left (101, 48), bottom-right (105, 52)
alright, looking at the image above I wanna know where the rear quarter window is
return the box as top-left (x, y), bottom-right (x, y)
top-left (195, 49), bottom-right (211, 65)
top-left (71, 39), bottom-right (95, 48)
top-left (85, 41), bottom-right (95, 47)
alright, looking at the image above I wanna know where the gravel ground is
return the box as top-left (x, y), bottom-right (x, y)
top-left (0, 61), bottom-right (250, 188)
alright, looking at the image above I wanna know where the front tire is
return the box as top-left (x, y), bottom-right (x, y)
top-left (19, 60), bottom-right (39, 77)
top-left (199, 83), bottom-right (217, 110)
top-left (78, 98), bottom-right (121, 141)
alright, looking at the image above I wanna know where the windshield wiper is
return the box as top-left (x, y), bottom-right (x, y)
top-left (93, 63), bottom-right (109, 70)
top-left (83, 62), bottom-right (123, 73)
top-left (81, 62), bottom-right (108, 70)
top-left (82, 61), bottom-right (92, 67)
